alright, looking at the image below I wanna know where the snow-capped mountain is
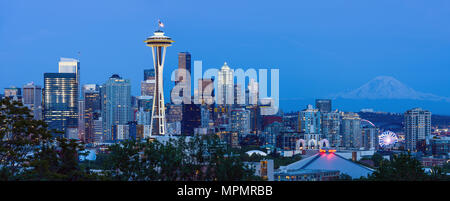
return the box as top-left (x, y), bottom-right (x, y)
top-left (332, 76), bottom-right (450, 102)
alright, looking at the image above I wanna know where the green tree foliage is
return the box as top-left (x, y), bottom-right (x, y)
top-left (0, 98), bottom-right (96, 181)
top-left (0, 98), bottom-right (53, 180)
top-left (371, 152), bottom-right (383, 167)
top-left (102, 135), bottom-right (259, 181)
top-left (367, 153), bottom-right (449, 181)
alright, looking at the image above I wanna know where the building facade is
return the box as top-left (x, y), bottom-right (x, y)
top-left (43, 73), bottom-right (78, 135)
top-left (321, 111), bottom-right (340, 147)
top-left (299, 104), bottom-right (321, 134)
top-left (404, 108), bottom-right (431, 152)
top-left (217, 62), bottom-right (234, 105)
top-left (101, 74), bottom-right (132, 141)
top-left (230, 108), bottom-right (251, 135)
top-left (22, 82), bottom-right (42, 120)
top-left (340, 112), bottom-right (361, 149)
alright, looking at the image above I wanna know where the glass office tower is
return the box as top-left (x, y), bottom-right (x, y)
top-left (43, 73), bottom-right (78, 135)
top-left (101, 74), bottom-right (132, 141)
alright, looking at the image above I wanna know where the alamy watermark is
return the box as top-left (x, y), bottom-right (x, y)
top-left (169, 61), bottom-right (279, 115)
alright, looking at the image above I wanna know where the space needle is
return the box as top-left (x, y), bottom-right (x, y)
top-left (145, 21), bottom-right (174, 136)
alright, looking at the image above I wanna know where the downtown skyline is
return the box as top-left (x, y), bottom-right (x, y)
top-left (0, 0), bottom-right (449, 186)
top-left (1, 0), bottom-right (450, 114)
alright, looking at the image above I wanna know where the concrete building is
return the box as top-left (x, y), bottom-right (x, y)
top-left (340, 112), bottom-right (362, 149)
top-left (321, 111), bottom-right (341, 147)
top-left (404, 108), bottom-right (431, 152)
top-left (22, 82), bottom-right (42, 120)
top-left (230, 108), bottom-right (251, 135)
top-left (299, 104), bottom-right (321, 134)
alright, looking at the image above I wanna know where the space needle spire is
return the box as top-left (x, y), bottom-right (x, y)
top-left (145, 21), bottom-right (174, 136)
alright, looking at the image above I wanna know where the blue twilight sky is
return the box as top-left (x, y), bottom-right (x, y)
top-left (1, 0), bottom-right (450, 112)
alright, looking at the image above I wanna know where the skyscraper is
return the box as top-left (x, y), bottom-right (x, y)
top-left (404, 108), bottom-right (431, 152)
top-left (141, 80), bottom-right (155, 97)
top-left (340, 112), bottom-right (361, 149)
top-left (217, 62), bottom-right (234, 105)
top-left (177, 52), bottom-right (191, 84)
top-left (58, 58), bottom-right (80, 97)
top-left (166, 104), bottom-right (183, 123)
top-left (173, 52), bottom-right (192, 104)
top-left (136, 96), bottom-right (153, 125)
top-left (197, 78), bottom-right (214, 104)
top-left (361, 125), bottom-right (377, 150)
top-left (144, 69), bottom-right (155, 81)
top-left (181, 98), bottom-right (201, 136)
top-left (321, 111), bottom-right (341, 147)
top-left (78, 100), bottom-right (85, 141)
top-left (315, 99), bottom-right (332, 113)
top-left (101, 74), bottom-right (132, 141)
top-left (83, 84), bottom-right (101, 143)
top-left (141, 69), bottom-right (156, 96)
top-left (299, 104), bottom-right (321, 134)
top-left (247, 78), bottom-right (258, 105)
top-left (145, 30), bottom-right (174, 136)
top-left (43, 73), bottom-right (78, 135)
top-left (22, 82), bottom-right (42, 120)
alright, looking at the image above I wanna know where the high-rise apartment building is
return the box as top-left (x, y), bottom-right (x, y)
top-left (361, 125), bottom-right (377, 150)
top-left (321, 111), bottom-right (340, 147)
top-left (299, 104), bottom-right (321, 134)
top-left (101, 74), bottom-right (132, 141)
top-left (404, 108), bottom-right (431, 152)
top-left (340, 112), bottom-right (361, 149)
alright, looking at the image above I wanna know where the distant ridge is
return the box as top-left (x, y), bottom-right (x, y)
top-left (332, 76), bottom-right (450, 102)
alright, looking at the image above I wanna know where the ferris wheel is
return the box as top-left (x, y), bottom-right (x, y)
top-left (378, 131), bottom-right (398, 147)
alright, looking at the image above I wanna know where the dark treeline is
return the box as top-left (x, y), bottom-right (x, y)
top-left (0, 98), bottom-right (448, 181)
top-left (0, 98), bottom-right (258, 181)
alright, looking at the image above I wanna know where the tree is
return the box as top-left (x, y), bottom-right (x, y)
top-left (0, 98), bottom-right (53, 180)
top-left (368, 153), bottom-right (434, 181)
top-left (0, 98), bottom-right (97, 181)
top-left (371, 152), bottom-right (383, 167)
top-left (102, 135), bottom-right (259, 181)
